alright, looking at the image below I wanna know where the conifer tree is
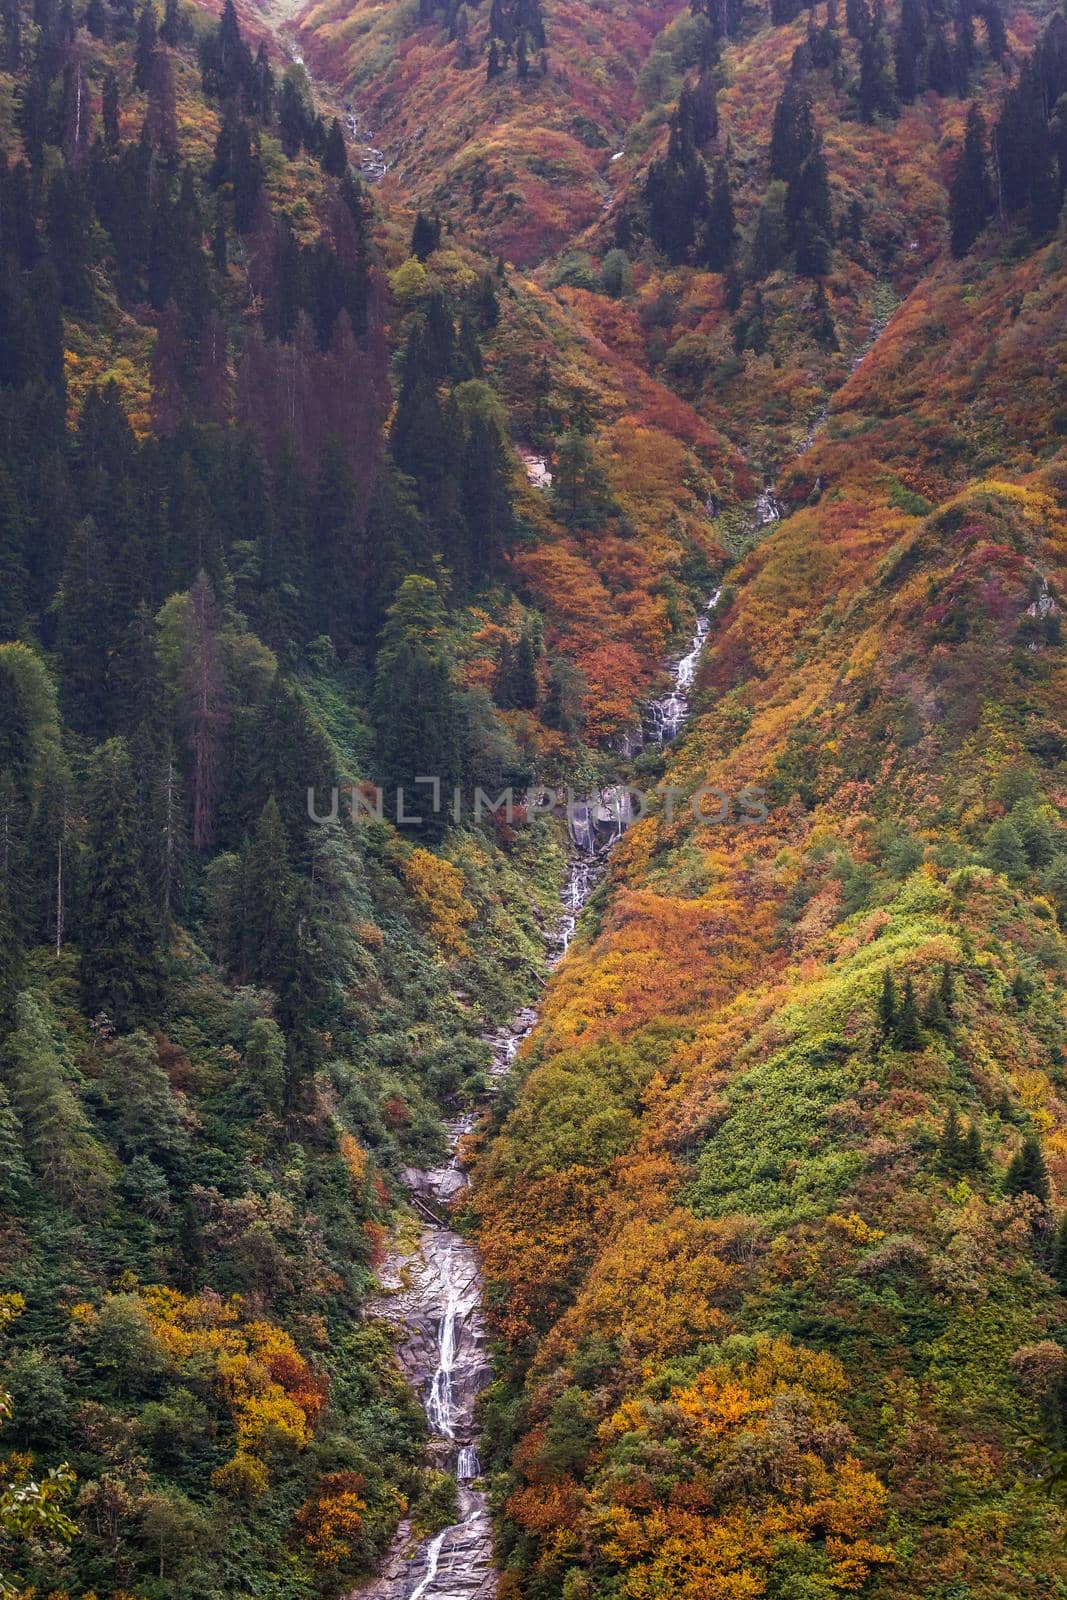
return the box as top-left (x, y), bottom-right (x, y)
top-left (769, 78), bottom-right (816, 184)
top-left (3, 990), bottom-right (114, 1208)
top-left (411, 211), bottom-right (440, 262)
top-left (372, 576), bottom-right (461, 837)
top-left (322, 117), bottom-right (347, 177)
top-left (0, 883), bottom-right (23, 1025)
top-left (238, 795), bottom-right (296, 991)
top-left (645, 102), bottom-right (710, 262)
top-left (239, 1015), bottom-right (287, 1115)
top-left (134, 2), bottom-right (158, 91)
top-left (877, 968), bottom-right (897, 1036)
top-left (938, 1107), bottom-right (965, 1177)
top-left (859, 21), bottom-right (898, 121)
top-left (962, 1121), bottom-right (984, 1174)
top-left (701, 158), bottom-right (736, 270)
top-left (102, 69), bottom-right (121, 144)
top-left (892, 976), bottom-right (923, 1050)
top-left (100, 1030), bottom-right (188, 1169)
top-left (787, 136), bottom-right (833, 276)
top-left (1005, 1135), bottom-right (1051, 1203)
top-left (1052, 1212), bottom-right (1067, 1294)
top-left (949, 102), bottom-right (993, 257)
top-left (80, 738), bottom-right (165, 1028)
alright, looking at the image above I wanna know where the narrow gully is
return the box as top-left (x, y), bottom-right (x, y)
top-left (356, 586), bottom-right (724, 1600)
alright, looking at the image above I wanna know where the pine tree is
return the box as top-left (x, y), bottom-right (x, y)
top-left (411, 210), bottom-right (440, 262)
top-left (100, 1030), bottom-right (188, 1168)
top-left (80, 738), bottom-right (165, 1028)
top-left (238, 1015), bottom-right (287, 1115)
top-left (1052, 1212), bottom-right (1067, 1294)
top-left (859, 23), bottom-right (898, 122)
top-left (877, 968), bottom-right (897, 1035)
top-left (322, 117), bottom-right (347, 176)
top-left (1005, 1135), bottom-right (1051, 1203)
top-left (237, 795), bottom-right (296, 989)
top-left (134, 1), bottom-right (158, 91)
top-left (939, 1107), bottom-right (966, 1177)
top-left (949, 102), bottom-right (993, 257)
top-left (372, 576), bottom-right (461, 837)
top-left (962, 1121), bottom-right (984, 1174)
top-left (3, 990), bottom-right (114, 1209)
top-left (892, 976), bottom-right (923, 1050)
top-left (701, 159), bottom-right (736, 270)
top-left (769, 78), bottom-right (816, 184)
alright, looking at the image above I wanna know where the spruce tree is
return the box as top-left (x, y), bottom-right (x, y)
top-left (322, 117), bottom-right (347, 177)
top-left (0, 882), bottom-right (24, 1025)
top-left (1005, 1135), bottom-right (1051, 1203)
top-left (239, 1015), bottom-right (287, 1116)
top-left (511, 631), bottom-right (539, 710)
top-left (1052, 1212), bottom-right (1067, 1294)
top-left (787, 137), bottom-right (834, 277)
top-left (949, 103), bottom-right (993, 257)
top-left (134, 1), bottom-right (158, 91)
top-left (939, 1107), bottom-right (965, 1177)
top-left (238, 795), bottom-right (297, 990)
top-left (4, 990), bottom-right (114, 1208)
top-left (100, 1030), bottom-right (188, 1169)
top-left (769, 78), bottom-right (816, 184)
top-left (80, 738), bottom-right (165, 1028)
top-left (859, 23), bottom-right (898, 121)
top-left (877, 968), bottom-right (897, 1035)
top-left (701, 159), bottom-right (736, 270)
top-left (372, 576), bottom-right (461, 838)
top-left (962, 1121), bottom-right (984, 1175)
top-left (892, 975), bottom-right (924, 1050)
top-left (411, 210), bottom-right (440, 262)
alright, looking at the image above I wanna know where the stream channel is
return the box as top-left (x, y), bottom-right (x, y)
top-left (356, 588), bottom-right (724, 1600)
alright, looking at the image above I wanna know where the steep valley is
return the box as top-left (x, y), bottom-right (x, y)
top-left (0, 0), bottom-right (1066, 1597)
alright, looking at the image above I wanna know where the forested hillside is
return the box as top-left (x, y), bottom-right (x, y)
top-left (1, 0), bottom-right (1066, 1593)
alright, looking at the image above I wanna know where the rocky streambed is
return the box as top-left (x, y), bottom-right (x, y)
top-left (355, 591), bottom-right (724, 1600)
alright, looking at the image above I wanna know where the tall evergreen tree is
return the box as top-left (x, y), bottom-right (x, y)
top-left (3, 990), bottom-right (114, 1208)
top-left (80, 738), bottom-right (165, 1027)
top-left (949, 102), bottom-right (993, 257)
top-left (322, 117), bottom-right (347, 177)
top-left (1005, 1134), bottom-right (1051, 1203)
top-left (372, 576), bottom-right (461, 837)
top-left (701, 158), bottom-right (736, 270)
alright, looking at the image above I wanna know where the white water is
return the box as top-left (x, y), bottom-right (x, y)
top-left (642, 588), bottom-right (721, 747)
top-left (426, 1244), bottom-right (459, 1439)
top-left (409, 1530), bottom-right (450, 1600)
top-left (361, 586), bottom-right (727, 1600)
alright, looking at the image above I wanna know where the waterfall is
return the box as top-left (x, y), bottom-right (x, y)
top-left (365, 584), bottom-right (726, 1600)
top-left (426, 1245), bottom-right (459, 1439)
top-left (409, 1529), bottom-right (450, 1600)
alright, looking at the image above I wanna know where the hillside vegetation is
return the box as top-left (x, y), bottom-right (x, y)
top-left (1, 0), bottom-right (1066, 1593)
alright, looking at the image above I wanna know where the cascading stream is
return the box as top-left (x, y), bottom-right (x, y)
top-left (357, 585), bottom-right (725, 1600)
